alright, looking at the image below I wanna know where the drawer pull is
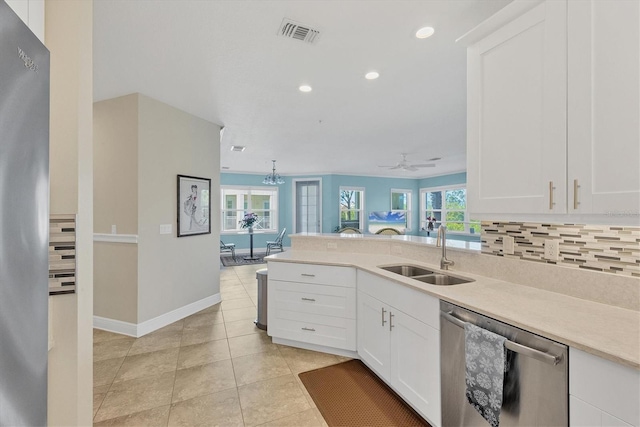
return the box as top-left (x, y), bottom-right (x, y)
top-left (301, 327), bottom-right (316, 332)
top-left (381, 307), bottom-right (387, 326)
top-left (301, 273), bottom-right (316, 277)
top-left (301, 297), bottom-right (316, 302)
top-left (390, 312), bottom-right (395, 331)
top-left (549, 181), bottom-right (556, 210)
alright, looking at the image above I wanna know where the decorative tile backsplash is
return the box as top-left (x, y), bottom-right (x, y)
top-left (482, 221), bottom-right (640, 277)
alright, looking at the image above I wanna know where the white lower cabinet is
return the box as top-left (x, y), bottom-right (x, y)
top-left (357, 271), bottom-right (441, 426)
top-left (267, 263), bottom-right (357, 351)
top-left (570, 348), bottom-right (639, 427)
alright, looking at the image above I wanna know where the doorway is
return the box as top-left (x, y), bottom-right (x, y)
top-left (294, 179), bottom-right (322, 233)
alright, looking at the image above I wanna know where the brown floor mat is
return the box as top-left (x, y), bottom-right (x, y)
top-left (298, 359), bottom-right (431, 427)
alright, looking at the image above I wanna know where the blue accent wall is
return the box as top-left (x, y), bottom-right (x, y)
top-left (220, 172), bottom-right (470, 250)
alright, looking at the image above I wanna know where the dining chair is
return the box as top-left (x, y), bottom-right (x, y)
top-left (220, 240), bottom-right (236, 259)
top-left (375, 227), bottom-right (402, 235)
top-left (266, 228), bottom-right (286, 256)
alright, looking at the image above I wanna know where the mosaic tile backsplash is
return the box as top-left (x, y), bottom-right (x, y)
top-left (481, 221), bottom-right (640, 277)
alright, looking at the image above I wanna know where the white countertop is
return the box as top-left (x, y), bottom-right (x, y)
top-left (266, 250), bottom-right (640, 370)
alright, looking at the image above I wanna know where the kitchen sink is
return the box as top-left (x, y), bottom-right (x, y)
top-left (379, 265), bottom-right (434, 277)
top-left (414, 274), bottom-right (473, 286)
top-left (378, 264), bottom-right (474, 286)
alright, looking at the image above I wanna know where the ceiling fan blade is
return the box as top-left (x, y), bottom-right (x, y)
top-left (389, 165), bottom-right (402, 170)
top-left (404, 166), bottom-right (418, 171)
top-left (378, 165), bottom-right (398, 168)
top-left (412, 163), bottom-right (436, 168)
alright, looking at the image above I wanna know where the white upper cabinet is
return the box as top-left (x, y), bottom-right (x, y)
top-left (568, 0), bottom-right (640, 216)
top-left (466, 0), bottom-right (567, 216)
top-left (5, 0), bottom-right (45, 43)
top-left (464, 0), bottom-right (640, 223)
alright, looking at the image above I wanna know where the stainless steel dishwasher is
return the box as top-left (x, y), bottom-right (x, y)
top-left (440, 301), bottom-right (568, 426)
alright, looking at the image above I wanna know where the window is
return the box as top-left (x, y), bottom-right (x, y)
top-left (339, 187), bottom-right (364, 230)
top-left (391, 189), bottom-right (412, 230)
top-left (420, 186), bottom-right (480, 234)
top-left (221, 186), bottom-right (278, 233)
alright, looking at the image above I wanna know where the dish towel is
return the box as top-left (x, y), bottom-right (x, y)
top-left (464, 323), bottom-right (507, 427)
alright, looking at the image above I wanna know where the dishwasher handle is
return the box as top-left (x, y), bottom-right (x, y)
top-left (441, 311), bottom-right (562, 366)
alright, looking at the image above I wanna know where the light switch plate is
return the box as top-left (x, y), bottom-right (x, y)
top-left (160, 224), bottom-right (172, 235)
top-left (111, 224), bottom-right (117, 234)
top-left (503, 235), bottom-right (515, 255)
top-left (544, 239), bottom-right (560, 261)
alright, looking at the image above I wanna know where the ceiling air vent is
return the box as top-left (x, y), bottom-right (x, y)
top-left (277, 18), bottom-right (320, 44)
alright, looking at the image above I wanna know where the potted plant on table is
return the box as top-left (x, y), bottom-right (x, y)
top-left (239, 213), bottom-right (258, 233)
top-left (425, 216), bottom-right (437, 236)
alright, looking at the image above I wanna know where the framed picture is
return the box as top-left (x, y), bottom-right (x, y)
top-left (177, 174), bottom-right (211, 237)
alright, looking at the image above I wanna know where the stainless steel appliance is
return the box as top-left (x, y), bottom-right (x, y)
top-left (0, 1), bottom-right (50, 425)
top-left (440, 301), bottom-right (568, 426)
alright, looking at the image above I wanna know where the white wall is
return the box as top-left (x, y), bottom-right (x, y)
top-left (45, 0), bottom-right (93, 425)
top-left (137, 94), bottom-right (220, 323)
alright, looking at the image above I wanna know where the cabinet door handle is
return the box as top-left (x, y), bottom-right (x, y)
top-left (381, 307), bottom-right (387, 326)
top-left (301, 273), bottom-right (315, 277)
top-left (389, 312), bottom-right (395, 331)
top-left (301, 297), bottom-right (316, 302)
top-left (301, 327), bottom-right (315, 332)
top-left (549, 181), bottom-right (556, 210)
top-left (573, 179), bottom-right (580, 210)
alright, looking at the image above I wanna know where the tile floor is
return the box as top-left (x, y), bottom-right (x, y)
top-left (93, 264), bottom-right (348, 426)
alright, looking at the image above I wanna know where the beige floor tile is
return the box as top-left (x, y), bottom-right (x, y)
top-left (94, 329), bottom-right (130, 343)
top-left (257, 408), bottom-right (322, 427)
top-left (232, 349), bottom-right (291, 386)
top-left (94, 357), bottom-right (125, 387)
top-left (93, 405), bottom-right (171, 426)
top-left (228, 332), bottom-right (277, 358)
top-left (221, 288), bottom-right (250, 301)
top-left (93, 385), bottom-right (110, 418)
top-left (224, 318), bottom-right (261, 338)
top-left (183, 310), bottom-right (224, 328)
top-left (250, 295), bottom-right (259, 306)
top-left (113, 348), bottom-right (179, 383)
top-left (172, 359), bottom-right (236, 403)
top-left (177, 339), bottom-right (230, 370)
top-left (220, 281), bottom-right (244, 291)
top-left (94, 337), bottom-right (135, 362)
top-left (278, 346), bottom-right (341, 374)
top-left (152, 319), bottom-right (185, 334)
top-left (223, 306), bottom-right (257, 323)
top-left (334, 355), bottom-right (353, 363)
top-left (294, 373), bottom-right (317, 409)
top-left (222, 297), bottom-right (255, 311)
top-left (180, 323), bottom-right (227, 347)
top-left (167, 388), bottom-right (243, 427)
top-left (128, 330), bottom-right (183, 356)
top-left (196, 303), bottom-right (222, 314)
top-left (94, 372), bottom-right (175, 422)
top-left (237, 374), bottom-right (311, 427)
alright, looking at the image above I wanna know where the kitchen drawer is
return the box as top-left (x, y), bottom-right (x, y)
top-left (570, 348), bottom-right (640, 426)
top-left (269, 310), bottom-right (356, 351)
top-left (270, 280), bottom-right (356, 319)
top-left (357, 270), bottom-right (440, 329)
top-left (268, 262), bottom-right (355, 287)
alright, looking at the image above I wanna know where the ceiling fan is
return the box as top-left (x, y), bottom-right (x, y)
top-left (378, 154), bottom-right (436, 172)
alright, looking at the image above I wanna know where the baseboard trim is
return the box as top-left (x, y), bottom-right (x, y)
top-left (271, 337), bottom-right (359, 359)
top-left (93, 316), bottom-right (138, 337)
top-left (93, 293), bottom-right (222, 337)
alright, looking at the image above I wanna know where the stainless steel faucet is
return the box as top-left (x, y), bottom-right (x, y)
top-left (436, 225), bottom-right (455, 270)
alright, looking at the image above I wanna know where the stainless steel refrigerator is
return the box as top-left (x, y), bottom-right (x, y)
top-left (0, 1), bottom-right (50, 425)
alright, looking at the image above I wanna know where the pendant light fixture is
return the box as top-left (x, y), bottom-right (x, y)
top-left (263, 160), bottom-right (284, 185)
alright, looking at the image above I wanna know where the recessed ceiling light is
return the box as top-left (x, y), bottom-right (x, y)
top-left (416, 26), bottom-right (435, 39)
top-left (299, 85), bottom-right (312, 92)
top-left (365, 71), bottom-right (380, 80)
top-left (230, 145), bottom-right (246, 152)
